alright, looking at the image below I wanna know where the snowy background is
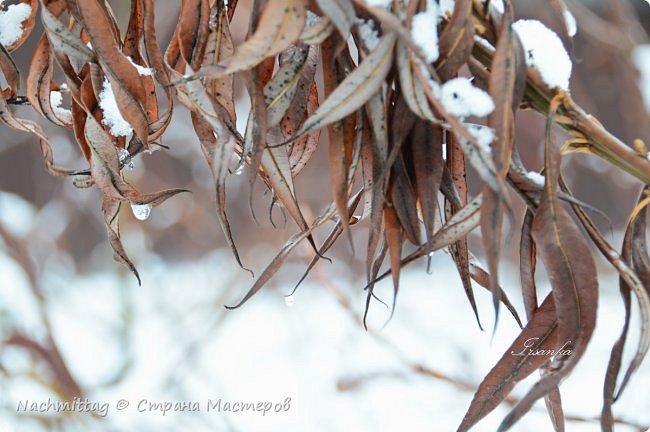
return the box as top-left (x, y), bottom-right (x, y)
top-left (0, 196), bottom-right (649, 431)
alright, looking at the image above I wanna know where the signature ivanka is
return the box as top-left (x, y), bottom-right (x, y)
top-left (511, 338), bottom-right (573, 357)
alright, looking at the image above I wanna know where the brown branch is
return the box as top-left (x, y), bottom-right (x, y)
top-left (469, 6), bottom-right (650, 184)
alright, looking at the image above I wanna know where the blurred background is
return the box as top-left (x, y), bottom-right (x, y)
top-left (1, 0), bottom-right (650, 431)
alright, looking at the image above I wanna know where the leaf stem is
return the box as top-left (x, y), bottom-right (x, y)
top-left (470, 12), bottom-right (650, 185)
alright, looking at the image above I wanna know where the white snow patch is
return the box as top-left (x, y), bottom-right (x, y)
top-left (525, 171), bottom-right (546, 187)
top-left (0, 2), bottom-right (31, 46)
top-left (411, 2), bottom-right (440, 62)
top-left (632, 44), bottom-right (650, 113)
top-left (356, 18), bottom-right (380, 50)
top-left (513, 19), bottom-right (572, 90)
top-left (98, 78), bottom-right (133, 137)
top-left (491, 0), bottom-right (505, 14)
top-left (564, 10), bottom-right (577, 37)
top-left (127, 56), bottom-right (152, 76)
top-left (439, 77), bottom-right (494, 118)
top-left (439, 0), bottom-right (455, 18)
top-left (474, 35), bottom-right (495, 50)
top-left (364, 0), bottom-right (391, 8)
top-left (466, 124), bottom-right (494, 152)
top-left (0, 192), bottom-right (35, 237)
top-left (49, 91), bottom-right (72, 124)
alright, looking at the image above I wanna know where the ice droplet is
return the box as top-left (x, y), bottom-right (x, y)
top-left (284, 295), bottom-right (295, 307)
top-left (72, 174), bottom-right (93, 188)
top-left (130, 203), bottom-right (152, 221)
top-left (234, 164), bottom-right (245, 175)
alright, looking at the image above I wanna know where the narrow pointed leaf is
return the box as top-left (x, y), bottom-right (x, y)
top-left (225, 0), bottom-right (307, 73)
top-left (457, 294), bottom-right (559, 432)
top-left (293, 33), bottom-right (396, 139)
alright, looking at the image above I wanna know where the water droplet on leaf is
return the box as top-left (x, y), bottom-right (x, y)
top-left (131, 203), bottom-right (152, 221)
top-left (72, 174), bottom-right (93, 188)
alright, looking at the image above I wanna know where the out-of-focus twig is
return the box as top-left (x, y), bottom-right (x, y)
top-left (0, 226), bottom-right (83, 402)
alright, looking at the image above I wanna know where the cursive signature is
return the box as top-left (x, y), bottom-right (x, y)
top-left (511, 337), bottom-right (573, 357)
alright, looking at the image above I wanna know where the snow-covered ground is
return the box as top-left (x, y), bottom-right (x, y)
top-left (0, 191), bottom-right (648, 432)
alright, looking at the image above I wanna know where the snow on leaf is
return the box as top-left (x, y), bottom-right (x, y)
top-left (466, 124), bottom-right (494, 153)
top-left (98, 78), bottom-right (133, 137)
top-left (513, 19), bottom-right (572, 90)
top-left (355, 18), bottom-right (380, 50)
top-left (49, 91), bottom-right (72, 124)
top-left (0, 2), bottom-right (31, 47)
top-left (439, 0), bottom-right (455, 18)
top-left (525, 171), bottom-right (545, 187)
top-left (127, 56), bottom-right (153, 76)
top-left (411, 2), bottom-right (439, 62)
top-left (364, 0), bottom-right (391, 8)
top-left (439, 77), bottom-right (495, 118)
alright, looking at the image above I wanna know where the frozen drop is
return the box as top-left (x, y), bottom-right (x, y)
top-left (130, 203), bottom-right (152, 221)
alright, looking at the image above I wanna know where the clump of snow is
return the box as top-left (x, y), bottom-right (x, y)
top-left (513, 19), bottom-right (572, 90)
top-left (0, 2), bottom-right (31, 46)
top-left (439, 77), bottom-right (494, 118)
top-left (355, 18), bottom-right (380, 50)
top-left (127, 56), bottom-right (152, 76)
top-left (564, 10), bottom-right (577, 37)
top-left (632, 45), bottom-right (650, 113)
top-left (98, 78), bottom-right (133, 137)
top-left (525, 171), bottom-right (546, 187)
top-left (466, 124), bottom-right (494, 152)
top-left (364, 0), bottom-right (391, 8)
top-left (439, 0), bottom-right (455, 18)
top-left (411, 2), bottom-right (440, 62)
top-left (49, 91), bottom-right (72, 124)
